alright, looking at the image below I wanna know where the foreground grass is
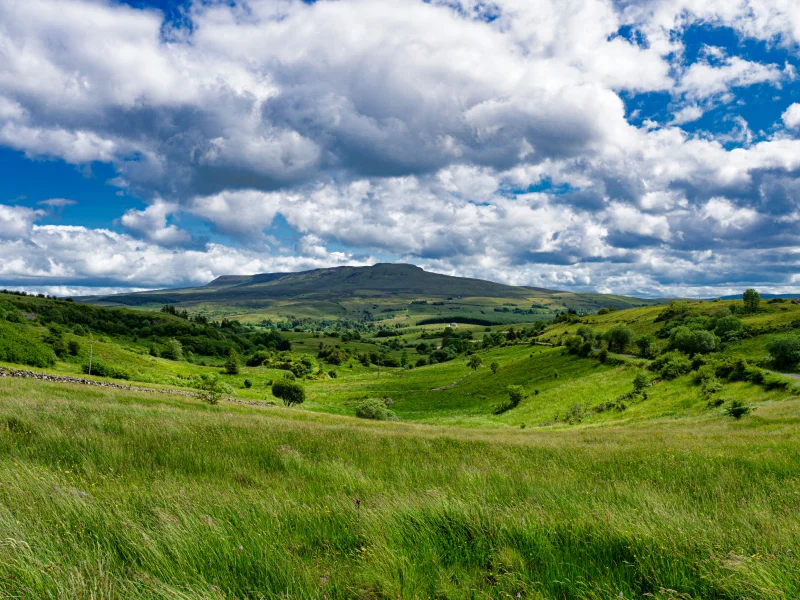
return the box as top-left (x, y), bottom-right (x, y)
top-left (1, 379), bottom-right (799, 599)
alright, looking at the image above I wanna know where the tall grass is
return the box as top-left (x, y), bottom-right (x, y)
top-left (1, 378), bottom-right (798, 598)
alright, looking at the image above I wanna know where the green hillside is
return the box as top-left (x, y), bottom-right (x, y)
top-left (80, 263), bottom-right (666, 324)
top-left (2, 289), bottom-right (800, 597)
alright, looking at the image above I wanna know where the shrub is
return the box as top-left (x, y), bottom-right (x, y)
top-left (714, 316), bottom-right (744, 341)
top-left (724, 399), bottom-right (751, 419)
top-left (195, 374), bottom-right (232, 405)
top-left (246, 350), bottom-right (272, 367)
top-left (243, 379), bottom-right (252, 389)
top-left (606, 325), bottom-right (633, 353)
top-left (328, 370), bottom-right (337, 378)
top-left (494, 385), bottom-right (525, 414)
top-left (82, 361), bottom-right (130, 380)
top-left (766, 334), bottom-right (800, 369)
top-left (271, 380), bottom-right (306, 407)
top-left (490, 361), bottom-right (499, 374)
top-left (632, 372), bottom-right (648, 393)
top-left (68, 340), bottom-right (80, 356)
top-left (415, 357), bottom-right (428, 367)
top-left (467, 355), bottom-right (483, 371)
top-left (669, 327), bottom-right (719, 356)
top-left (634, 334), bottom-right (656, 358)
top-left (649, 351), bottom-right (692, 380)
top-left (163, 338), bottom-right (184, 361)
top-left (355, 398), bottom-right (398, 421)
top-left (597, 348), bottom-right (608, 363)
top-left (223, 349), bottom-right (241, 375)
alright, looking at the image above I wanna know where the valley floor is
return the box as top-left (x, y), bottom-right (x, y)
top-left (1, 377), bottom-right (799, 599)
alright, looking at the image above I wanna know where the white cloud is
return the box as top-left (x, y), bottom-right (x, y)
top-left (0, 0), bottom-right (799, 295)
top-left (783, 103), bottom-right (800, 129)
top-left (119, 200), bottom-right (192, 246)
top-left (0, 205), bottom-right (44, 239)
top-left (37, 198), bottom-right (78, 208)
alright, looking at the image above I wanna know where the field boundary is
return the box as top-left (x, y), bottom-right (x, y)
top-left (0, 366), bottom-right (276, 408)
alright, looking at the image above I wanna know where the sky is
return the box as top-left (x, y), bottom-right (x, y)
top-left (2, 0), bottom-right (800, 298)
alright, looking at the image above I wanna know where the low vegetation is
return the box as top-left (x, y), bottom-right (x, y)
top-left (1, 287), bottom-right (800, 597)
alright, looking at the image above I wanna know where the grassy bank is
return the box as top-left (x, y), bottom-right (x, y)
top-left (1, 378), bottom-right (798, 599)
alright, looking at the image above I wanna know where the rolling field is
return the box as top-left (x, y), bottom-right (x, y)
top-left (1, 377), bottom-right (799, 599)
top-left (2, 291), bottom-right (800, 597)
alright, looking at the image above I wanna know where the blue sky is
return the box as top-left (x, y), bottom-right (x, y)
top-left (2, 0), bottom-right (800, 297)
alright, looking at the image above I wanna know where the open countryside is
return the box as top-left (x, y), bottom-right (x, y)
top-left (1, 266), bottom-right (799, 598)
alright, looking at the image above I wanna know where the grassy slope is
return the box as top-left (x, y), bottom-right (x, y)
top-left (1, 378), bottom-right (798, 599)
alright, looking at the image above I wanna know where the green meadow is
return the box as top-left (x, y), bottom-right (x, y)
top-left (1, 290), bottom-right (800, 597)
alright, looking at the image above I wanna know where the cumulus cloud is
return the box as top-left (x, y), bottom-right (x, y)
top-left (784, 103), bottom-right (800, 129)
top-left (0, 205), bottom-right (44, 239)
top-left (119, 200), bottom-right (193, 246)
top-left (0, 0), bottom-right (799, 295)
top-left (0, 222), bottom-right (374, 289)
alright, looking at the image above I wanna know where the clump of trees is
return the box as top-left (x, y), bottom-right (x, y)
top-left (767, 335), bottom-right (800, 369)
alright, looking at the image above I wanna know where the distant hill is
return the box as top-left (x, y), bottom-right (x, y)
top-left (80, 263), bottom-right (668, 321)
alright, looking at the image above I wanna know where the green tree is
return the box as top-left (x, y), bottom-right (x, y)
top-left (195, 374), bottom-right (230, 405)
top-left (490, 361), bottom-right (499, 374)
top-left (467, 355), bottom-right (483, 371)
top-left (67, 340), bottom-right (80, 356)
top-left (743, 288), bottom-right (760, 313)
top-left (714, 316), bottom-right (744, 341)
top-left (633, 372), bottom-right (648, 393)
top-left (271, 380), bottom-right (306, 407)
top-left (606, 325), bottom-right (633, 353)
top-left (224, 348), bottom-right (241, 375)
top-left (766, 334), bottom-right (800, 369)
top-left (669, 327), bottom-right (719, 356)
top-left (400, 348), bottom-right (409, 367)
top-left (163, 338), bottom-right (183, 361)
top-left (634, 334), bottom-right (655, 358)
top-left (724, 399), bottom-right (751, 419)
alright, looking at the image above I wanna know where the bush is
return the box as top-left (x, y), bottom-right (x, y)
top-left (68, 340), bottom-right (80, 356)
top-left (224, 349), bottom-right (241, 375)
top-left (163, 338), bottom-right (183, 361)
top-left (669, 327), bottom-right (719, 356)
top-left (766, 334), bottom-right (800, 369)
top-left (606, 325), bottom-right (633, 353)
top-left (490, 361), bottom-right (499, 374)
top-left (355, 398), bottom-right (398, 421)
top-left (714, 316), bottom-right (744, 341)
top-left (271, 380), bottom-right (306, 407)
top-left (649, 351), bottom-right (692, 380)
top-left (194, 374), bottom-right (233, 405)
top-left (632, 372), bottom-right (648, 393)
top-left (243, 379), bottom-right (252, 389)
top-left (494, 385), bottom-right (525, 414)
top-left (724, 399), bottom-right (751, 419)
top-left (82, 361), bottom-right (130, 380)
top-left (246, 350), bottom-right (272, 367)
top-left (634, 334), bottom-right (656, 358)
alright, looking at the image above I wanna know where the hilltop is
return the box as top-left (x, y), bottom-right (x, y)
top-left (82, 263), bottom-right (666, 323)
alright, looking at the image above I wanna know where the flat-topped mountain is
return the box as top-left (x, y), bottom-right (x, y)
top-left (82, 263), bottom-right (666, 319)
